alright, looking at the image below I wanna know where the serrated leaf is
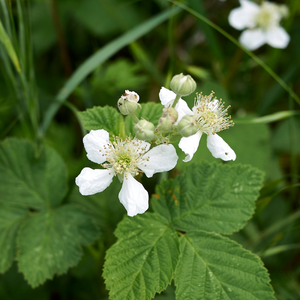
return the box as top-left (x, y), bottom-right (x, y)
top-left (152, 162), bottom-right (264, 234)
top-left (125, 102), bottom-right (163, 136)
top-left (17, 204), bottom-right (99, 287)
top-left (79, 106), bottom-right (124, 136)
top-left (0, 203), bottom-right (28, 273)
top-left (103, 213), bottom-right (179, 300)
top-left (0, 138), bottom-right (68, 210)
top-left (175, 230), bottom-right (275, 300)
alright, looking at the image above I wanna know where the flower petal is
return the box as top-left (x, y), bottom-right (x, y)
top-left (75, 167), bottom-right (114, 196)
top-left (229, 0), bottom-right (259, 30)
top-left (239, 29), bottom-right (266, 50)
top-left (175, 99), bottom-right (193, 124)
top-left (207, 134), bottom-right (236, 161)
top-left (138, 144), bottom-right (178, 178)
top-left (159, 87), bottom-right (176, 107)
top-left (83, 129), bottom-right (111, 164)
top-left (266, 26), bottom-right (290, 49)
top-left (178, 131), bottom-right (202, 162)
top-left (118, 174), bottom-right (149, 217)
top-left (124, 90), bottom-right (140, 103)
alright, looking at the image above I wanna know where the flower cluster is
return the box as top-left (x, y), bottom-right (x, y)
top-left (229, 0), bottom-right (289, 50)
top-left (76, 74), bottom-right (236, 217)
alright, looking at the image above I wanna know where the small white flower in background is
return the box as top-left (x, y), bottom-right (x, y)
top-left (177, 92), bottom-right (236, 162)
top-left (75, 129), bottom-right (178, 217)
top-left (229, 0), bottom-right (290, 50)
top-left (159, 87), bottom-right (193, 124)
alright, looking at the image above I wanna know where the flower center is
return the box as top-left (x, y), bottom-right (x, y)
top-left (102, 136), bottom-right (148, 178)
top-left (255, 3), bottom-right (281, 30)
top-left (193, 92), bottom-right (234, 135)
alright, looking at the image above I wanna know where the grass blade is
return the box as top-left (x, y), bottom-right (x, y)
top-left (0, 19), bottom-right (20, 72)
top-left (235, 111), bottom-right (300, 124)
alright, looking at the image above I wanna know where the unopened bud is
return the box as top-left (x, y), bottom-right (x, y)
top-left (117, 90), bottom-right (140, 115)
top-left (134, 119), bottom-right (155, 140)
top-left (165, 107), bottom-right (178, 124)
top-left (177, 115), bottom-right (198, 137)
top-left (170, 73), bottom-right (196, 97)
top-left (157, 108), bottom-right (178, 132)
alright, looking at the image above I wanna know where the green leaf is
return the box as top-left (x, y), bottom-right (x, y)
top-left (175, 231), bottom-right (275, 300)
top-left (0, 138), bottom-right (68, 210)
top-left (17, 204), bottom-right (99, 287)
top-left (152, 162), bottom-right (264, 234)
top-left (0, 203), bottom-right (28, 273)
top-left (79, 106), bottom-right (124, 136)
top-left (103, 213), bottom-right (180, 300)
top-left (125, 102), bottom-right (163, 136)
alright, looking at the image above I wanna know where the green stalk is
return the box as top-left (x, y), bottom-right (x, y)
top-left (172, 94), bottom-right (181, 108)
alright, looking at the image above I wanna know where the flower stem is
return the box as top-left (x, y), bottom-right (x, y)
top-left (172, 94), bottom-right (181, 108)
top-left (130, 112), bottom-right (139, 123)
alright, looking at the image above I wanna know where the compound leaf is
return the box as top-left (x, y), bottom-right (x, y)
top-left (175, 230), bottom-right (275, 300)
top-left (152, 162), bottom-right (264, 234)
top-left (103, 213), bottom-right (179, 300)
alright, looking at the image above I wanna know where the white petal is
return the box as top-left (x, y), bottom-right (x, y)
top-left (83, 129), bottom-right (111, 164)
top-left (175, 99), bottom-right (193, 124)
top-left (266, 26), bottom-right (290, 49)
top-left (75, 167), bottom-right (114, 196)
top-left (118, 174), bottom-right (149, 217)
top-left (178, 131), bottom-right (202, 162)
top-left (159, 87), bottom-right (176, 107)
top-left (138, 144), bottom-right (178, 178)
top-left (207, 134), bottom-right (236, 161)
top-left (124, 90), bottom-right (140, 103)
top-left (228, 0), bottom-right (259, 30)
top-left (239, 29), bottom-right (266, 50)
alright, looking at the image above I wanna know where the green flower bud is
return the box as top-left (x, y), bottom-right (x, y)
top-left (117, 90), bottom-right (140, 115)
top-left (170, 73), bottom-right (196, 97)
top-left (157, 114), bottom-right (173, 133)
top-left (156, 108), bottom-right (178, 133)
top-left (165, 107), bottom-right (178, 124)
top-left (177, 115), bottom-right (198, 137)
top-left (134, 119), bottom-right (155, 140)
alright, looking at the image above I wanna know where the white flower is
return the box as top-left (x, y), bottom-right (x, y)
top-left (177, 93), bottom-right (236, 162)
top-left (229, 0), bottom-right (290, 50)
top-left (159, 87), bottom-right (193, 124)
top-left (75, 129), bottom-right (178, 217)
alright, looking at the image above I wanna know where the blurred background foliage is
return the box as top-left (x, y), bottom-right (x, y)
top-left (0, 0), bottom-right (300, 299)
